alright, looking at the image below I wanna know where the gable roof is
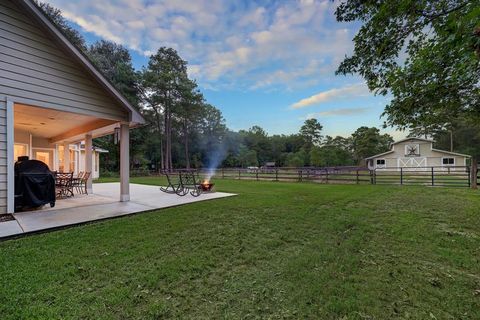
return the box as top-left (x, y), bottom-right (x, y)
top-left (365, 150), bottom-right (394, 160)
top-left (391, 137), bottom-right (434, 145)
top-left (17, 0), bottom-right (145, 125)
top-left (431, 149), bottom-right (471, 158)
top-left (365, 137), bottom-right (471, 160)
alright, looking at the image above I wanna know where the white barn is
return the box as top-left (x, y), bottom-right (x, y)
top-left (366, 138), bottom-right (470, 171)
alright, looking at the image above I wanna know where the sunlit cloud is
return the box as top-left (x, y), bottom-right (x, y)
top-left (291, 83), bottom-right (371, 109)
top-left (303, 107), bottom-right (371, 119)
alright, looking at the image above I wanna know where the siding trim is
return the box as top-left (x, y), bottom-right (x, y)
top-left (6, 99), bottom-right (14, 213)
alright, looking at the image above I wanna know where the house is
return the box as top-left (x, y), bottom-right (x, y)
top-left (365, 137), bottom-right (470, 170)
top-left (0, 0), bottom-right (145, 214)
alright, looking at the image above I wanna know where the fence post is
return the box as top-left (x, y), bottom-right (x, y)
top-left (400, 168), bottom-right (403, 185)
top-left (256, 169), bottom-right (259, 181)
top-left (238, 169), bottom-right (241, 180)
top-left (467, 166), bottom-right (471, 188)
top-left (431, 167), bottom-right (434, 186)
top-left (299, 170), bottom-right (303, 182)
top-left (325, 169), bottom-right (329, 184)
top-left (356, 170), bottom-right (359, 184)
top-left (222, 168), bottom-right (225, 179)
top-left (275, 168), bottom-right (278, 181)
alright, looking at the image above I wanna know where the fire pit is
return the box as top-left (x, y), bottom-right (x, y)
top-left (200, 179), bottom-right (215, 192)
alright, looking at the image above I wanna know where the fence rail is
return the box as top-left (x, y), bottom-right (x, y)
top-left (133, 165), bottom-right (477, 188)
top-left (199, 166), bottom-right (474, 188)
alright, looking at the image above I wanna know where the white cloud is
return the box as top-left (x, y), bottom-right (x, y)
top-left (47, 0), bottom-right (356, 90)
top-left (291, 83), bottom-right (370, 109)
top-left (303, 107), bottom-right (371, 119)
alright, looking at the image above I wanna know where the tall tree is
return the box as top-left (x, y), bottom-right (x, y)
top-left (88, 40), bottom-right (147, 171)
top-left (300, 119), bottom-right (323, 150)
top-left (36, 1), bottom-right (87, 51)
top-left (142, 48), bottom-right (189, 171)
top-left (176, 79), bottom-right (204, 168)
top-left (351, 127), bottom-right (393, 164)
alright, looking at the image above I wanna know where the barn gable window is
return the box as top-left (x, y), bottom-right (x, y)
top-left (442, 157), bottom-right (455, 165)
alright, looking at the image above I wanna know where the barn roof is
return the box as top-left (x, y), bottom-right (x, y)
top-left (391, 137), bottom-right (434, 145)
top-left (365, 150), bottom-right (394, 160)
top-left (365, 137), bottom-right (471, 160)
top-left (17, 0), bottom-right (145, 124)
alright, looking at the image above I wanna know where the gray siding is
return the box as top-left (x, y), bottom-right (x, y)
top-left (0, 100), bottom-right (6, 214)
top-left (0, 0), bottom-right (128, 121)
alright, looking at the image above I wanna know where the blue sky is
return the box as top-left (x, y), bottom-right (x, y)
top-left (47, 0), bottom-right (405, 139)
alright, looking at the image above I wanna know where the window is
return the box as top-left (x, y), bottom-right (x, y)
top-left (14, 144), bottom-right (28, 161)
top-left (376, 159), bottom-right (386, 168)
top-left (442, 157), bottom-right (455, 165)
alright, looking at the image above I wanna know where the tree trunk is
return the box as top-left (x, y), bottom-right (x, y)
top-left (164, 105), bottom-right (173, 172)
top-left (471, 157), bottom-right (478, 189)
top-left (450, 130), bottom-right (453, 152)
top-left (154, 108), bottom-right (165, 171)
top-left (159, 136), bottom-right (164, 171)
top-left (183, 118), bottom-right (190, 169)
top-left (169, 109), bottom-right (173, 170)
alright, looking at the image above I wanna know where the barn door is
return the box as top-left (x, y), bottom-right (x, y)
top-left (398, 157), bottom-right (427, 171)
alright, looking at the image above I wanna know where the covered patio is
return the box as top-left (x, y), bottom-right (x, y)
top-left (0, 183), bottom-right (235, 238)
top-left (12, 103), bottom-right (132, 199)
top-left (1, 0), bottom-right (146, 215)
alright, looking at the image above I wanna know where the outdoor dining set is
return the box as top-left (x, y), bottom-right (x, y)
top-left (54, 171), bottom-right (91, 199)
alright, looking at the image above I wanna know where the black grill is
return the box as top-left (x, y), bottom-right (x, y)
top-left (14, 157), bottom-right (56, 211)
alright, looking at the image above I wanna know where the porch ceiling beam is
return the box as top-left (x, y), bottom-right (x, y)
top-left (49, 119), bottom-right (117, 143)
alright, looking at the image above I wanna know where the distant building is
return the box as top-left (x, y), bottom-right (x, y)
top-left (365, 137), bottom-right (470, 171)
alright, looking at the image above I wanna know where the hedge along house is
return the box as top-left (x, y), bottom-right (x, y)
top-left (366, 137), bottom-right (471, 171)
top-left (0, 0), bottom-right (145, 214)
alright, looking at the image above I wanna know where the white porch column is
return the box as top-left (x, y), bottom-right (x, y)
top-left (120, 123), bottom-right (130, 202)
top-left (85, 134), bottom-right (93, 193)
top-left (63, 142), bottom-right (70, 172)
top-left (6, 99), bottom-right (14, 213)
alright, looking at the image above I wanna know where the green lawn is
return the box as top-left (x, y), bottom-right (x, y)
top-left (1, 179), bottom-right (480, 319)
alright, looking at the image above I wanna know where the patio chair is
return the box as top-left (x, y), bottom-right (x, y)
top-left (55, 172), bottom-right (74, 198)
top-left (72, 172), bottom-right (84, 194)
top-left (160, 172), bottom-right (182, 194)
top-left (178, 170), bottom-right (202, 197)
top-left (79, 172), bottom-right (91, 195)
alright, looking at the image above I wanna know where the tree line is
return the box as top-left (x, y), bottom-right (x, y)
top-left (39, 1), bottom-right (479, 174)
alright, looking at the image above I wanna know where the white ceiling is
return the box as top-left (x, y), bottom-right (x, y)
top-left (14, 104), bottom-right (99, 139)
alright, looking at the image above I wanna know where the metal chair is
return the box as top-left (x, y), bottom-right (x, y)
top-left (55, 172), bottom-right (74, 198)
top-left (160, 172), bottom-right (182, 194)
top-left (72, 172), bottom-right (84, 194)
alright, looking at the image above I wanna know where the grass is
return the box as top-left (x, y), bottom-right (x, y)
top-left (1, 179), bottom-right (480, 319)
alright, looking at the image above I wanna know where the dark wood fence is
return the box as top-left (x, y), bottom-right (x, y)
top-left (198, 166), bottom-right (370, 184)
top-left (133, 165), bottom-right (476, 188)
top-left (372, 166), bottom-right (471, 187)
top-left (198, 166), bottom-right (474, 187)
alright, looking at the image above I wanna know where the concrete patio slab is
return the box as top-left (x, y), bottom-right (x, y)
top-left (2, 183), bottom-right (235, 239)
top-left (14, 201), bottom-right (153, 233)
top-left (94, 183), bottom-right (235, 208)
top-left (0, 220), bottom-right (24, 237)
